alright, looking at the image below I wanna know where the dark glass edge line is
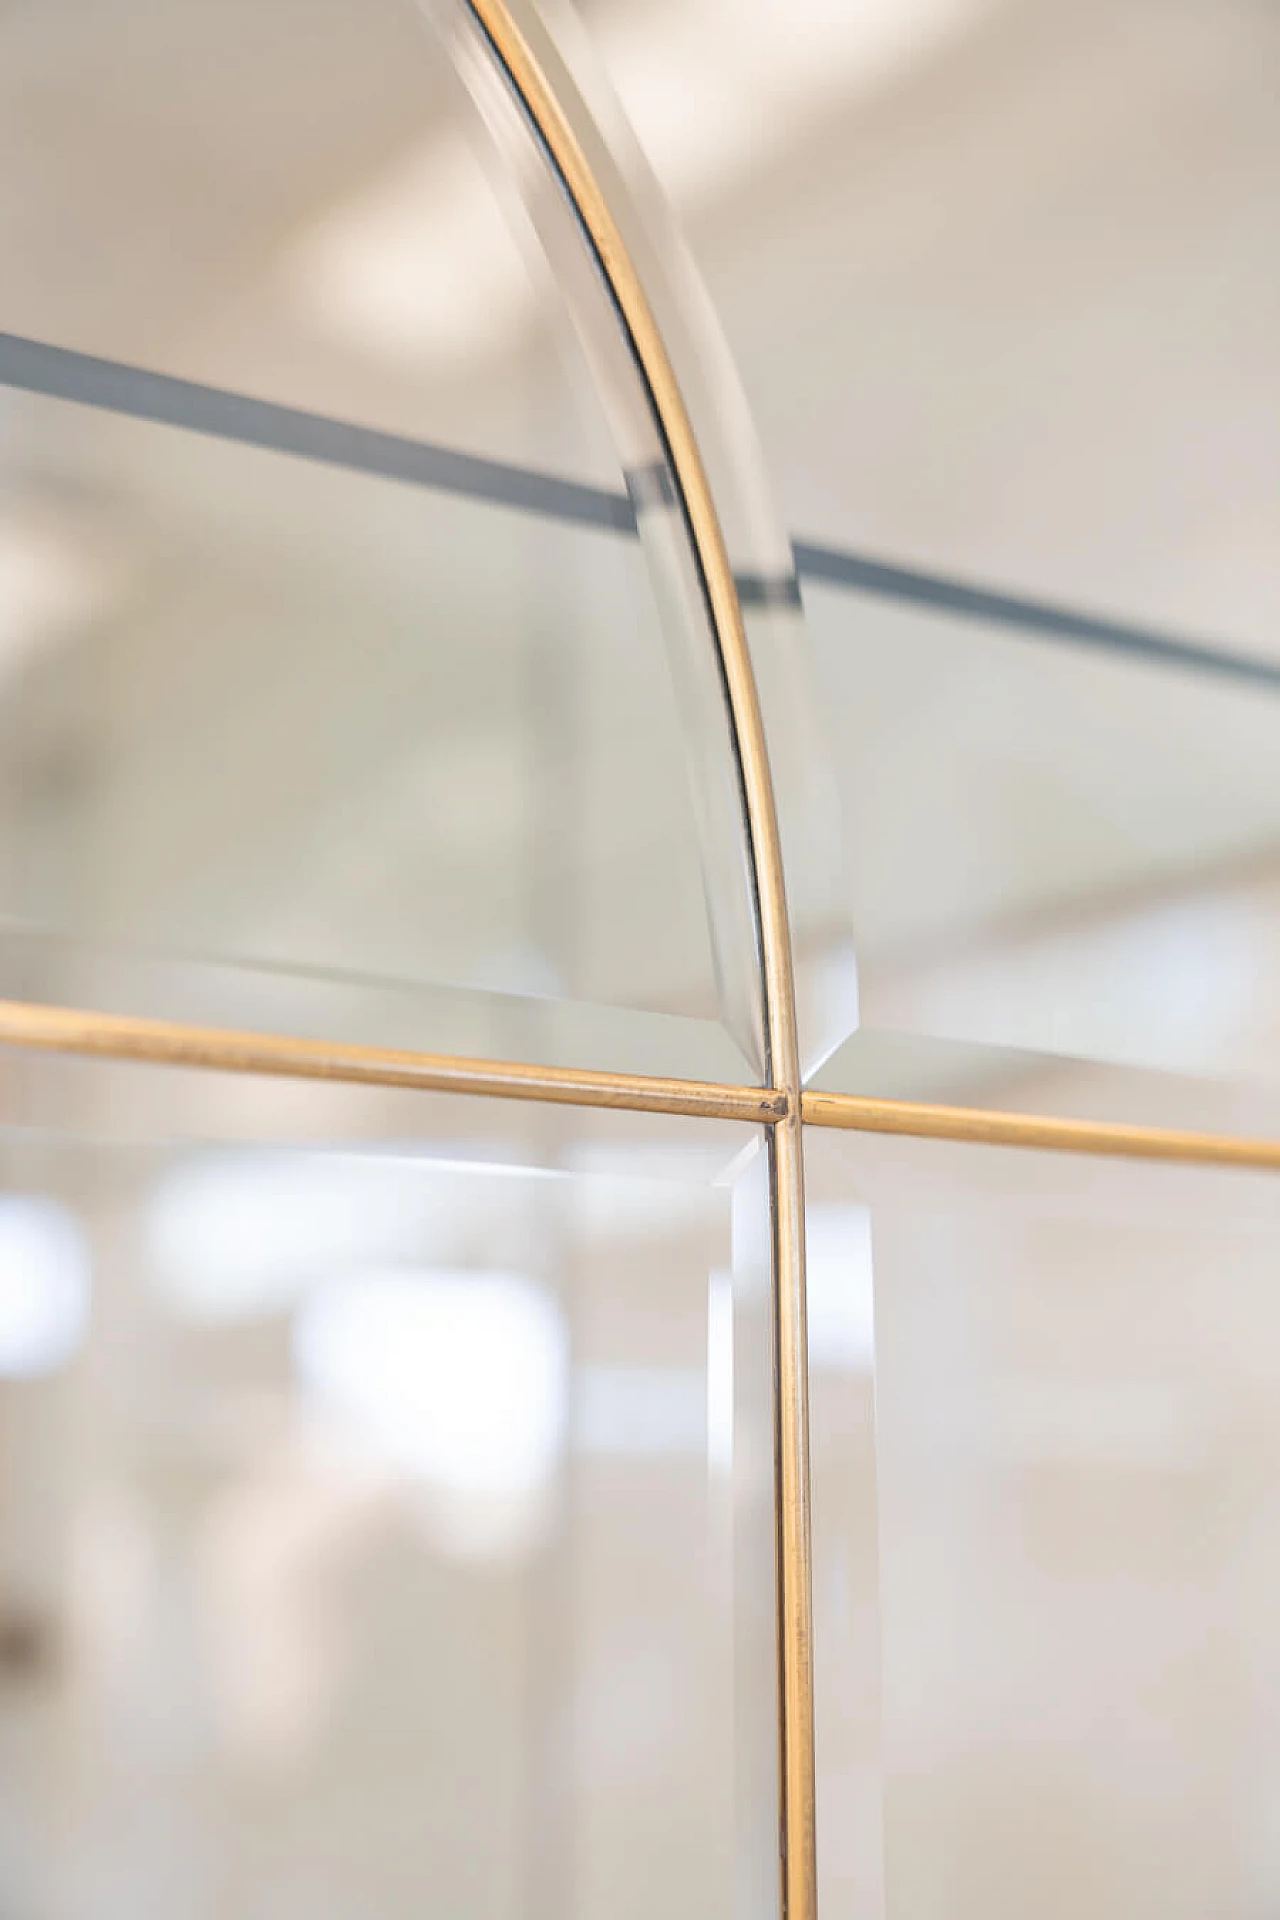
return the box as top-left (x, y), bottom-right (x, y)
top-left (3, 329), bottom-right (1276, 694)
top-left (783, 542), bottom-right (1280, 695)
top-left (0, 328), bottom-right (635, 535)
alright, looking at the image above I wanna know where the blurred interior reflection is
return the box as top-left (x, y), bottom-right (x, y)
top-left (805, 585), bottom-right (1280, 1089)
top-left (0, 0), bottom-right (739, 1047)
top-left (0, 1061), bottom-right (772, 1920)
top-left (808, 1126), bottom-right (1280, 1920)
top-left (3, 2), bottom-right (1280, 1918)
top-left (4, 0), bottom-right (1280, 1097)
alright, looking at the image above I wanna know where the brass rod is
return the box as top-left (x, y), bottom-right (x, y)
top-left (6, 995), bottom-right (1279, 1170)
top-left (803, 1088), bottom-right (1280, 1172)
top-left (0, 999), bottom-right (785, 1122)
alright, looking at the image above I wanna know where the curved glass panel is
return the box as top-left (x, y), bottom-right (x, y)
top-left (464, 0), bottom-right (848, 1077)
top-left (808, 1122), bottom-right (1280, 1920)
top-left (0, 0), bottom-right (762, 1075)
top-left (648, 0), bottom-right (1280, 1091)
top-left (806, 573), bottom-right (1280, 1111)
top-left (0, 1048), bottom-right (777, 1919)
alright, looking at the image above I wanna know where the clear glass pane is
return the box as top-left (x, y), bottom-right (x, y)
top-left (807, 1121), bottom-right (1280, 1920)
top-left (806, 579), bottom-right (1280, 1090)
top-left (456, 0), bottom-right (846, 1076)
top-left (0, 0), bottom-right (761, 1069)
top-left (0, 1048), bottom-right (777, 1919)
top-left (0, 923), bottom-right (753, 1087)
top-left (802, 1141), bottom-right (885, 1920)
top-left (687, 0), bottom-right (1279, 656)
top-left (0, 0), bottom-right (610, 476)
top-left (563, 0), bottom-right (1280, 1078)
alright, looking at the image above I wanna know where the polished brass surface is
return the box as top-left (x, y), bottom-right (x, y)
top-left (803, 1088), bottom-right (1280, 1171)
top-left (458, 7), bottom-right (817, 1910)
top-left (0, 999), bottom-right (786, 1121)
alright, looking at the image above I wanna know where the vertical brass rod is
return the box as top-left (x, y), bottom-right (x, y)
top-left (458, 8), bottom-right (815, 1915)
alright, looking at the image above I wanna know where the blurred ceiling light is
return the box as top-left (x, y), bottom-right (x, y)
top-left (147, 1149), bottom-right (540, 1324)
top-left (806, 1204), bottom-right (875, 1373)
top-left (150, 1152), bottom-right (410, 1322)
top-left (286, 0), bottom-right (986, 369)
top-left (587, 6), bottom-right (763, 210)
top-left (0, 1196), bottom-right (91, 1377)
top-left (286, 128), bottom-right (537, 368)
top-left (293, 1268), bottom-right (566, 1501)
top-left (596, 0), bottom-right (991, 207)
top-left (0, 502), bottom-right (120, 690)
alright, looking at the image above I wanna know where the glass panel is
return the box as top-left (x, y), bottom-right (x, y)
top-left (462, 0), bottom-right (846, 1075)
top-left (0, 1048), bottom-right (777, 1919)
top-left (805, 578), bottom-right (1280, 1090)
top-left (802, 1142), bottom-right (885, 1920)
top-left (0, 924), bottom-right (752, 1086)
top-left (555, 0), bottom-right (1280, 1077)
top-left (0, 0), bottom-right (761, 1068)
top-left (807, 1121), bottom-right (1280, 1920)
top-left (0, 0), bottom-right (611, 475)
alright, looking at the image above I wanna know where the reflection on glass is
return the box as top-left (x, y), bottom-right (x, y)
top-left (470, 0), bottom-right (847, 1077)
top-left (0, 0), bottom-right (769, 1063)
top-left (0, 1195), bottom-right (89, 1377)
top-left (0, 377), bottom-right (731, 1040)
top-left (804, 580), bottom-right (1280, 1085)
top-left (808, 1123), bottom-right (1280, 1920)
top-left (0, 0), bottom-right (619, 474)
top-left (0, 1064), bottom-right (775, 1919)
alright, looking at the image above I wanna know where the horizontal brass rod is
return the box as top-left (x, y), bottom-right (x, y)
top-left (802, 1088), bottom-right (1280, 1172)
top-left (0, 999), bottom-right (787, 1123)
top-left (3, 998), bottom-right (1279, 1172)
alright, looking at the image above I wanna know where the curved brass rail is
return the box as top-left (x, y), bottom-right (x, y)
top-left (442, 4), bottom-right (819, 1911)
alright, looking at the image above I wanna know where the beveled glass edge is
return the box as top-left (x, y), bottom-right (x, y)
top-left (0, 918), bottom-right (755, 1086)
